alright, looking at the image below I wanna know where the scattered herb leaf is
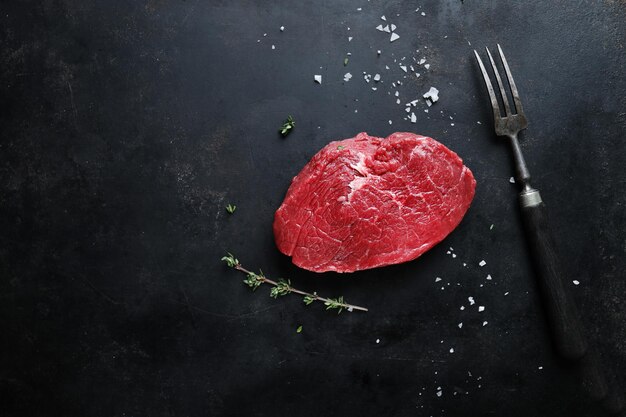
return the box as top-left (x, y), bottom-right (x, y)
top-left (279, 115), bottom-right (295, 136)
top-left (489, 224), bottom-right (494, 230)
top-left (226, 204), bottom-right (236, 214)
top-left (296, 325), bottom-right (303, 333)
top-left (337, 145), bottom-right (345, 150)
top-left (344, 57), bottom-right (349, 66)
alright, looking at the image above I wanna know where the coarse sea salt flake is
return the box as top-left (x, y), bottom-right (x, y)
top-left (390, 32), bottom-right (400, 42)
top-left (376, 338), bottom-right (380, 343)
top-left (468, 296), bottom-right (475, 305)
top-left (478, 306), bottom-right (485, 312)
top-left (573, 280), bottom-right (580, 285)
top-left (391, 24), bottom-right (397, 31)
top-left (424, 64), bottom-right (430, 69)
top-left (421, 11), bottom-right (426, 16)
top-left (343, 72), bottom-right (352, 82)
top-left (374, 73), bottom-right (381, 81)
top-left (381, 15), bottom-right (387, 21)
top-left (479, 260), bottom-right (486, 267)
top-left (423, 86), bottom-right (439, 103)
top-left (410, 112), bottom-right (417, 123)
top-left (383, 25), bottom-right (391, 33)
top-left (486, 274), bottom-right (492, 280)
top-left (314, 75), bottom-right (322, 84)
top-left (400, 65), bottom-right (407, 72)
top-left (449, 348), bottom-right (455, 353)
top-left (509, 177), bottom-right (515, 183)
top-left (376, 24), bottom-right (385, 32)
top-left (458, 322), bottom-right (463, 328)
top-left (435, 277), bottom-right (442, 282)
top-left (280, 26), bottom-right (285, 32)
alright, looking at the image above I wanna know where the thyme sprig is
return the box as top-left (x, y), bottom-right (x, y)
top-left (221, 253), bottom-right (368, 313)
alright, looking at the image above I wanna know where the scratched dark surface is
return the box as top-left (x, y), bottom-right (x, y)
top-left (1, 1), bottom-right (625, 416)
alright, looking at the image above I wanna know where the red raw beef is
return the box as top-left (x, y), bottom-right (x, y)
top-left (273, 132), bottom-right (476, 273)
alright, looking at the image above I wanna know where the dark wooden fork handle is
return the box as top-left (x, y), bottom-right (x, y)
top-left (520, 190), bottom-right (588, 360)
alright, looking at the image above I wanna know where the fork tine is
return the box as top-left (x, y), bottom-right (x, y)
top-left (473, 50), bottom-right (501, 122)
top-left (486, 47), bottom-right (512, 116)
top-left (497, 44), bottom-right (524, 115)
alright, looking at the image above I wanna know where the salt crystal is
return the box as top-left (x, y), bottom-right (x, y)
top-left (573, 280), bottom-right (580, 285)
top-left (458, 323), bottom-right (463, 328)
top-left (421, 11), bottom-right (426, 16)
top-left (460, 306), bottom-right (465, 310)
top-left (468, 296), bottom-right (475, 305)
top-left (478, 306), bottom-right (485, 312)
top-left (271, 45), bottom-right (275, 50)
top-left (435, 277), bottom-right (442, 282)
top-left (390, 32), bottom-right (400, 42)
top-left (436, 389), bottom-right (442, 397)
top-left (381, 15), bottom-right (387, 21)
top-left (451, 123), bottom-right (455, 126)
top-left (376, 24), bottom-right (385, 32)
top-left (509, 177), bottom-right (515, 183)
top-left (314, 75), bottom-right (322, 84)
top-left (452, 253), bottom-right (457, 258)
top-left (400, 65), bottom-right (407, 72)
top-left (449, 348), bottom-right (455, 353)
top-left (410, 112), bottom-right (417, 123)
top-left (538, 366), bottom-right (543, 370)
top-left (504, 292), bottom-right (509, 296)
top-left (479, 260), bottom-right (486, 267)
top-left (343, 72), bottom-right (352, 82)
top-left (280, 26), bottom-right (285, 32)
top-left (348, 36), bottom-right (353, 42)
top-left (373, 73), bottom-right (381, 81)
top-left (419, 58), bottom-right (426, 65)
top-left (395, 91), bottom-right (400, 97)
top-left (423, 87), bottom-right (439, 103)
top-left (377, 50), bottom-right (381, 55)
top-left (424, 109), bottom-right (429, 113)
top-left (391, 24), bottom-right (397, 31)
top-left (396, 98), bottom-right (401, 104)
top-left (486, 274), bottom-right (492, 280)
top-left (388, 120), bottom-right (392, 124)
top-left (483, 321), bottom-right (488, 326)
top-left (424, 64), bottom-right (430, 69)
top-left (383, 25), bottom-right (391, 33)
top-left (376, 338), bottom-right (380, 343)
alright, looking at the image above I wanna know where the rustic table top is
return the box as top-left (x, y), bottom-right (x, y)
top-left (1, 1), bottom-right (625, 416)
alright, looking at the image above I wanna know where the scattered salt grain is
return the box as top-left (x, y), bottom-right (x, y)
top-left (573, 280), bottom-right (580, 285)
top-left (381, 15), bottom-right (387, 21)
top-left (347, 306), bottom-right (353, 312)
top-left (395, 91), bottom-right (400, 97)
top-left (388, 120), bottom-right (393, 125)
top-left (538, 366), bottom-right (543, 370)
top-left (449, 348), bottom-right (455, 353)
top-left (509, 177), bottom-right (515, 183)
top-left (377, 50), bottom-right (381, 55)
top-left (478, 306), bottom-right (485, 312)
top-left (373, 73), bottom-right (381, 82)
top-left (418, 58), bottom-right (426, 65)
top-left (424, 64), bottom-right (430, 69)
top-left (460, 306), bottom-right (465, 310)
top-left (483, 321), bottom-right (488, 326)
top-left (410, 112), bottom-right (417, 123)
top-left (280, 26), bottom-right (285, 32)
top-left (435, 277), bottom-right (442, 282)
top-left (376, 24), bottom-right (385, 32)
top-left (423, 87), bottom-right (439, 103)
top-left (348, 36), bottom-right (353, 42)
top-left (400, 65), bottom-right (408, 73)
top-left (421, 11), bottom-right (426, 16)
top-left (479, 260), bottom-right (486, 267)
top-left (376, 338), bottom-right (380, 343)
top-left (458, 323), bottom-right (463, 328)
top-left (383, 25), bottom-right (391, 33)
top-left (343, 72), bottom-right (352, 82)
top-left (390, 32), bottom-right (400, 42)
top-left (396, 98), bottom-right (401, 104)
top-left (504, 292), bottom-right (509, 296)
top-left (271, 45), bottom-right (275, 50)
top-left (314, 75), bottom-right (322, 84)
top-left (391, 24), bottom-right (397, 31)
top-left (486, 274), bottom-right (492, 280)
top-left (468, 297), bottom-right (475, 305)
top-left (436, 388), bottom-right (442, 397)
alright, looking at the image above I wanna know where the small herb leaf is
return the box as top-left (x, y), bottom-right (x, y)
top-left (225, 204), bottom-right (236, 214)
top-left (296, 325), bottom-right (303, 333)
top-left (279, 115), bottom-right (296, 137)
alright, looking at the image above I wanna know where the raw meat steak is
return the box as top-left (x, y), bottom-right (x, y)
top-left (273, 132), bottom-right (476, 273)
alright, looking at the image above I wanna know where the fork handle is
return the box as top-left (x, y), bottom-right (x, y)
top-left (519, 189), bottom-right (588, 360)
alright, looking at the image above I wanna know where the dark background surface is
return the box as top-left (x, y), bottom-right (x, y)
top-left (1, 1), bottom-right (625, 416)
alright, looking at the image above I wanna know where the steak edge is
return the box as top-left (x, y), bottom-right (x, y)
top-left (273, 132), bottom-right (476, 273)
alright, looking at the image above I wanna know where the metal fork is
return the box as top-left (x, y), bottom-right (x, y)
top-left (474, 45), bottom-right (625, 414)
top-left (473, 45), bottom-right (588, 360)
